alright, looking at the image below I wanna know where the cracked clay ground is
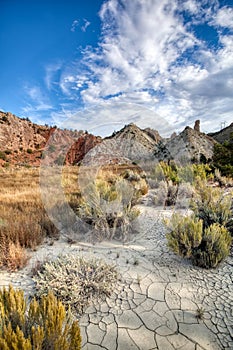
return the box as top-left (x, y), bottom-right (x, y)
top-left (0, 205), bottom-right (232, 350)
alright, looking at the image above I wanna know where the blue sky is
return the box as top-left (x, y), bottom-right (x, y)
top-left (0, 0), bottom-right (233, 136)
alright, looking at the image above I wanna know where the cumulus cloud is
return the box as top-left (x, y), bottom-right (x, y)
top-left (30, 0), bottom-right (233, 134)
top-left (211, 6), bottom-right (233, 29)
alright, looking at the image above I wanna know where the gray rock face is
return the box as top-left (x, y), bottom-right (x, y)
top-left (83, 123), bottom-right (159, 165)
top-left (155, 126), bottom-right (216, 163)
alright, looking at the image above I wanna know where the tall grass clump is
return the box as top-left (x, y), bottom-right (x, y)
top-left (0, 285), bottom-right (81, 349)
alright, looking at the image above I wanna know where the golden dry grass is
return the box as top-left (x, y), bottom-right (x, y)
top-left (0, 167), bottom-right (59, 270)
top-left (0, 164), bottom-right (147, 270)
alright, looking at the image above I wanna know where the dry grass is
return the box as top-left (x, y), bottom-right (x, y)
top-left (0, 164), bottom-right (146, 270)
top-left (0, 167), bottom-right (59, 270)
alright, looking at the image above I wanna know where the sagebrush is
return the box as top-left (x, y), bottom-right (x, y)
top-left (33, 255), bottom-right (118, 317)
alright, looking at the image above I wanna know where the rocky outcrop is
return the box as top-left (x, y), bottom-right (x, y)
top-left (143, 127), bottom-right (161, 143)
top-left (208, 122), bottom-right (233, 144)
top-left (82, 123), bottom-right (159, 166)
top-left (194, 120), bottom-right (200, 132)
top-left (155, 126), bottom-right (216, 163)
top-left (0, 111), bottom-right (100, 166)
top-left (0, 111), bottom-right (226, 167)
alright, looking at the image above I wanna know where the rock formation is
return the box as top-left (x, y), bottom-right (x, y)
top-left (0, 111), bottom-right (100, 166)
top-left (194, 120), bottom-right (200, 132)
top-left (154, 126), bottom-right (216, 163)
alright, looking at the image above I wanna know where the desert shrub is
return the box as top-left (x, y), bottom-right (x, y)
top-left (166, 214), bottom-right (203, 258)
top-left (152, 163), bottom-right (165, 182)
top-left (160, 161), bottom-right (180, 184)
top-left (166, 214), bottom-right (232, 268)
top-left (191, 181), bottom-right (232, 229)
top-left (214, 168), bottom-right (233, 187)
top-left (33, 255), bottom-right (118, 317)
top-left (77, 175), bottom-right (141, 241)
top-left (0, 285), bottom-right (81, 350)
top-left (177, 164), bottom-right (194, 183)
top-left (175, 182), bottom-right (195, 209)
top-left (192, 164), bottom-right (211, 181)
top-left (0, 168), bottom-right (60, 271)
top-left (123, 169), bottom-right (141, 182)
top-left (154, 180), bottom-right (178, 207)
top-left (192, 224), bottom-right (232, 268)
top-left (26, 149), bottom-right (33, 154)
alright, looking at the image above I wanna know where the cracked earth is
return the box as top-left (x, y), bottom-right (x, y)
top-left (0, 204), bottom-right (232, 350)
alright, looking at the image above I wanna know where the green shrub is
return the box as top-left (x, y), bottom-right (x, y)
top-left (192, 224), bottom-right (231, 268)
top-left (160, 161), bottom-right (180, 184)
top-left (166, 214), bottom-right (202, 258)
top-left (26, 149), bottom-right (33, 154)
top-left (191, 181), bottom-right (232, 229)
top-left (166, 214), bottom-right (232, 268)
top-left (0, 285), bottom-right (81, 350)
top-left (77, 175), bottom-right (141, 241)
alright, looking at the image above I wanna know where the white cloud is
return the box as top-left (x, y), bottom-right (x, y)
top-left (22, 86), bottom-right (53, 115)
top-left (212, 6), bottom-right (233, 29)
top-left (56, 101), bottom-right (172, 137)
top-left (79, 0), bottom-right (198, 106)
top-left (45, 62), bottom-right (62, 90)
top-left (71, 18), bottom-right (91, 33)
top-left (41, 0), bottom-right (233, 134)
top-left (81, 19), bottom-right (91, 32)
top-left (71, 20), bottom-right (79, 32)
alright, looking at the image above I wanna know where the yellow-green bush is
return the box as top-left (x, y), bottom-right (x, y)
top-left (191, 180), bottom-right (232, 229)
top-left (0, 286), bottom-right (81, 350)
top-left (192, 224), bottom-right (232, 268)
top-left (77, 175), bottom-right (141, 241)
top-left (166, 214), bottom-right (232, 268)
top-left (166, 214), bottom-right (203, 258)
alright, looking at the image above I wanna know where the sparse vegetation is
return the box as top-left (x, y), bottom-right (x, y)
top-left (33, 255), bottom-right (118, 317)
top-left (196, 306), bottom-right (205, 320)
top-left (74, 169), bottom-right (144, 242)
top-left (191, 180), bottom-right (232, 230)
top-left (0, 285), bottom-right (81, 349)
top-left (166, 214), bottom-right (232, 268)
